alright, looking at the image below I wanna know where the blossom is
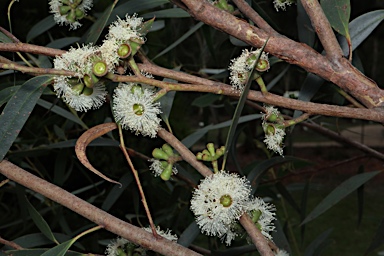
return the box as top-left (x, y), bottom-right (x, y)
top-left (275, 249), bottom-right (290, 256)
top-left (262, 105), bottom-right (285, 155)
top-left (49, 0), bottom-right (93, 30)
top-left (112, 83), bottom-right (162, 137)
top-left (53, 45), bottom-right (107, 112)
top-left (245, 197), bottom-right (276, 240)
top-left (190, 171), bottom-right (251, 245)
top-left (149, 159), bottom-right (178, 177)
top-left (105, 237), bottom-right (129, 256)
top-left (273, 0), bottom-right (296, 11)
top-left (143, 226), bottom-right (178, 242)
top-left (228, 49), bottom-right (269, 91)
top-left (107, 14), bottom-right (144, 42)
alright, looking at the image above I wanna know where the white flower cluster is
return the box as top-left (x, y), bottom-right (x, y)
top-left (53, 45), bottom-right (107, 112)
top-left (273, 0), bottom-right (296, 11)
top-left (49, 0), bottom-right (93, 30)
top-left (149, 159), bottom-right (178, 177)
top-left (105, 226), bottom-right (177, 256)
top-left (190, 171), bottom-right (276, 245)
top-left (112, 82), bottom-right (161, 138)
top-left (262, 105), bottom-right (286, 155)
top-left (228, 49), bottom-right (269, 91)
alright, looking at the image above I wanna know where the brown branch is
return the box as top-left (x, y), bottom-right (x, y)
top-left (0, 160), bottom-right (202, 256)
top-left (0, 26), bottom-right (21, 43)
top-left (300, 0), bottom-right (343, 63)
top-left (0, 62), bottom-right (77, 76)
top-left (232, 0), bottom-right (277, 35)
top-left (109, 73), bottom-right (384, 123)
top-left (0, 236), bottom-right (24, 250)
top-left (0, 42), bottom-right (65, 57)
top-left (179, 0), bottom-right (384, 108)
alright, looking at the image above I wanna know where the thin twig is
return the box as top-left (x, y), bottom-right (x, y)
top-left (118, 125), bottom-right (158, 238)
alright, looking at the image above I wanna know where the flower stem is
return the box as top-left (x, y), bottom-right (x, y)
top-left (117, 124), bottom-right (158, 238)
top-left (255, 76), bottom-right (268, 94)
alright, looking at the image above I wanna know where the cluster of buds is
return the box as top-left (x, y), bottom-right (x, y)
top-left (262, 105), bottom-right (286, 155)
top-left (209, 0), bottom-right (235, 13)
top-left (228, 49), bottom-right (270, 91)
top-left (151, 144), bottom-right (179, 180)
top-left (49, 0), bottom-right (93, 29)
top-left (196, 143), bottom-right (225, 173)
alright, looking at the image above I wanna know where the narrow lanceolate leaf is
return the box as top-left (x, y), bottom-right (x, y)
top-left (340, 10), bottom-right (384, 56)
top-left (24, 196), bottom-right (58, 244)
top-left (0, 75), bottom-right (53, 161)
top-left (302, 171), bottom-right (381, 225)
top-left (321, 0), bottom-right (351, 57)
top-left (83, 0), bottom-right (118, 44)
top-left (365, 218), bottom-right (384, 255)
top-left (222, 38), bottom-right (269, 169)
top-left (75, 122), bottom-right (121, 186)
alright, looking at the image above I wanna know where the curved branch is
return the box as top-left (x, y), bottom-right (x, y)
top-left (0, 42), bottom-right (65, 57)
top-left (0, 160), bottom-right (201, 256)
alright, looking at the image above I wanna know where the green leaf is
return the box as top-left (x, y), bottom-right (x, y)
top-left (177, 221), bottom-right (200, 247)
top-left (110, 0), bottom-right (169, 22)
top-left (181, 114), bottom-right (262, 148)
top-left (36, 99), bottom-right (87, 128)
top-left (191, 93), bottom-right (221, 108)
top-left (141, 8), bottom-right (190, 19)
top-left (321, 0), bottom-right (351, 37)
top-left (0, 86), bottom-right (19, 107)
top-left (297, 1), bottom-right (315, 47)
top-left (23, 197), bottom-right (58, 244)
top-left (0, 75), bottom-right (53, 161)
top-left (222, 39), bottom-right (269, 169)
top-left (304, 228), bottom-right (333, 256)
top-left (101, 173), bottom-right (133, 211)
top-left (45, 37), bottom-right (80, 49)
top-left (40, 240), bottom-right (76, 256)
top-left (26, 16), bottom-right (56, 42)
top-left (159, 67), bottom-right (181, 123)
top-left (4, 249), bottom-right (83, 256)
top-left (84, 0), bottom-right (118, 44)
top-left (152, 22), bottom-right (205, 60)
top-left (340, 10), bottom-right (384, 56)
top-left (302, 171), bottom-right (381, 224)
top-left (0, 31), bottom-right (12, 43)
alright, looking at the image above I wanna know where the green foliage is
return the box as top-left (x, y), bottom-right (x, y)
top-left (1, 0), bottom-right (384, 255)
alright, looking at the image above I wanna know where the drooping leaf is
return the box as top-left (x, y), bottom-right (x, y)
top-left (304, 228), bottom-right (333, 256)
top-left (152, 22), bottom-right (205, 60)
top-left (4, 249), bottom-right (83, 256)
top-left (276, 182), bottom-right (300, 213)
top-left (23, 197), bottom-right (58, 244)
top-left (302, 171), bottom-right (381, 224)
top-left (75, 122), bottom-right (121, 185)
top-left (222, 39), bottom-right (269, 169)
top-left (83, 0), bottom-right (118, 44)
top-left (26, 16), bottom-right (56, 42)
top-left (177, 221), bottom-right (200, 247)
top-left (141, 8), bottom-right (190, 19)
top-left (191, 93), bottom-right (221, 108)
top-left (45, 37), bottom-right (80, 49)
top-left (0, 31), bottom-right (12, 43)
top-left (0, 75), bottom-right (53, 161)
top-left (40, 239), bottom-right (75, 256)
top-left (340, 10), bottom-right (384, 56)
top-left (181, 114), bottom-right (262, 148)
top-left (356, 165), bottom-right (365, 227)
top-left (321, 0), bottom-right (351, 40)
top-left (159, 67), bottom-right (181, 127)
top-left (36, 99), bottom-right (87, 128)
top-left (0, 85), bottom-right (19, 107)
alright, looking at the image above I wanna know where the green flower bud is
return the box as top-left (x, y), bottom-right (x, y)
top-left (265, 124), bottom-right (275, 135)
top-left (59, 5), bottom-right (71, 15)
top-left (251, 209), bottom-right (262, 223)
top-left (117, 43), bottom-right (132, 59)
top-left (66, 9), bottom-right (76, 23)
top-left (71, 83), bottom-right (84, 95)
top-left (131, 85), bottom-right (143, 95)
top-left (128, 38), bottom-right (144, 56)
top-left (160, 163), bottom-right (173, 181)
top-left (152, 148), bottom-right (169, 160)
top-left (83, 73), bottom-right (99, 88)
top-left (220, 194), bottom-right (233, 207)
top-left (162, 144), bottom-right (174, 156)
top-left (196, 152), bottom-right (203, 160)
top-left (75, 8), bottom-right (84, 19)
top-left (116, 247), bottom-right (127, 256)
top-left (92, 61), bottom-right (108, 77)
top-left (267, 113), bottom-right (278, 122)
top-left (207, 143), bottom-right (215, 156)
top-left (202, 154), bottom-right (212, 161)
top-left (82, 87), bottom-right (93, 96)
